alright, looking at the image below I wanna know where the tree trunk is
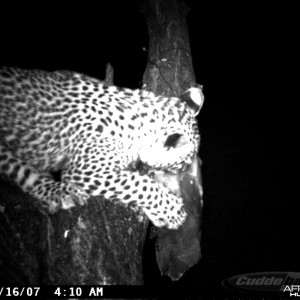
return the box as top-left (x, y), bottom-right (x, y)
top-left (141, 0), bottom-right (203, 281)
top-left (141, 0), bottom-right (196, 95)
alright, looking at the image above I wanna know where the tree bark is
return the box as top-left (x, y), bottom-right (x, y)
top-left (0, 182), bottom-right (148, 285)
top-left (141, 0), bottom-right (196, 95)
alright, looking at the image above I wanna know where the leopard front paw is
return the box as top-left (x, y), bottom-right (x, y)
top-left (142, 194), bottom-right (187, 230)
top-left (62, 183), bottom-right (89, 208)
top-left (165, 205), bottom-right (187, 229)
top-left (48, 183), bottom-right (89, 212)
top-left (145, 207), bottom-right (187, 229)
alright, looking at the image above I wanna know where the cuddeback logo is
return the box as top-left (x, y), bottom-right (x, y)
top-left (222, 272), bottom-right (300, 295)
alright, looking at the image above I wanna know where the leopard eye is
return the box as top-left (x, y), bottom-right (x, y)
top-left (164, 133), bottom-right (182, 148)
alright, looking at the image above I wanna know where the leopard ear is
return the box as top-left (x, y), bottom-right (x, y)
top-left (180, 85), bottom-right (204, 116)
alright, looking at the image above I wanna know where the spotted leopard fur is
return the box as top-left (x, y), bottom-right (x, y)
top-left (0, 67), bottom-right (204, 229)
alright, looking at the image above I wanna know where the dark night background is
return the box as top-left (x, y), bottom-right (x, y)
top-left (0, 1), bottom-right (294, 297)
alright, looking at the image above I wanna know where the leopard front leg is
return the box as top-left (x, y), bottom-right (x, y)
top-left (65, 168), bottom-right (187, 229)
top-left (29, 177), bottom-right (89, 212)
top-left (0, 142), bottom-right (89, 212)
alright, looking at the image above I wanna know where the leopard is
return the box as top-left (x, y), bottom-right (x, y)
top-left (0, 67), bottom-right (204, 229)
